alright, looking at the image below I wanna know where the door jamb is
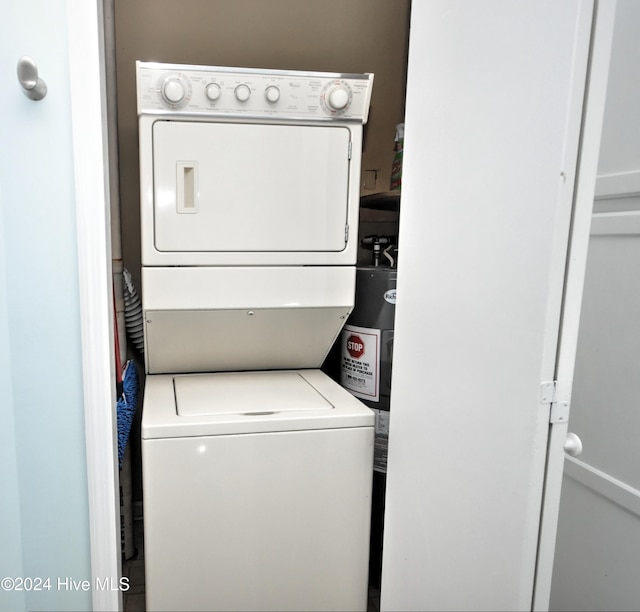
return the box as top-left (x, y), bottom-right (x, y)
top-left (532, 2), bottom-right (617, 608)
top-left (67, 0), bottom-right (121, 610)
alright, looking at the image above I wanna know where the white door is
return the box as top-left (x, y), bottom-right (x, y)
top-left (380, 2), bottom-right (613, 610)
top-left (550, 213), bottom-right (640, 611)
top-left (153, 121), bottom-right (351, 252)
top-left (0, 1), bottom-right (119, 611)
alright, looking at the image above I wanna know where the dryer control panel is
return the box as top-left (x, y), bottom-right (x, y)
top-left (136, 61), bottom-right (374, 122)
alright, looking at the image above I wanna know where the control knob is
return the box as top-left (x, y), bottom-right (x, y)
top-left (235, 84), bottom-right (251, 102)
top-left (326, 85), bottom-right (350, 110)
top-left (206, 83), bottom-right (222, 101)
top-left (265, 85), bottom-right (280, 103)
top-left (161, 77), bottom-right (186, 105)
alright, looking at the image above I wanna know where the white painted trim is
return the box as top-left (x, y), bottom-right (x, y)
top-left (595, 169), bottom-right (640, 198)
top-left (564, 456), bottom-right (640, 518)
top-left (533, 1), bottom-right (617, 610)
top-left (66, 1), bottom-right (121, 611)
top-left (590, 210), bottom-right (640, 235)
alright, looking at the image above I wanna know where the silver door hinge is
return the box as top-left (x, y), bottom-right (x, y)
top-left (345, 224), bottom-right (350, 243)
top-left (540, 381), bottom-right (570, 424)
top-left (348, 141), bottom-right (352, 160)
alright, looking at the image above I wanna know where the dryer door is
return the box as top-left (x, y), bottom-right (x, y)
top-left (152, 121), bottom-right (351, 253)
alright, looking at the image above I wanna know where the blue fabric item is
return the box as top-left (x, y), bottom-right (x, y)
top-left (116, 360), bottom-right (139, 469)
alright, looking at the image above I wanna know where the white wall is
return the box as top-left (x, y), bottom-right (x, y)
top-left (597, 1), bottom-right (640, 177)
top-left (0, 0), bottom-right (92, 609)
top-left (594, 0), bottom-right (640, 206)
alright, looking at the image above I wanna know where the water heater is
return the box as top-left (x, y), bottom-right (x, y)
top-left (340, 263), bottom-right (396, 472)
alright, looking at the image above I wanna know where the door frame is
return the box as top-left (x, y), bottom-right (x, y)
top-left (67, 0), bottom-right (121, 611)
top-left (532, 1), bottom-right (617, 608)
top-left (69, 2), bottom-right (617, 612)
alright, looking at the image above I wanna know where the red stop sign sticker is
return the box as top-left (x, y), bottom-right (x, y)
top-left (346, 334), bottom-right (365, 359)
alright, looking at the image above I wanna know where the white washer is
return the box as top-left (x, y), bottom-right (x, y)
top-left (143, 370), bottom-right (373, 611)
top-left (137, 62), bottom-right (375, 612)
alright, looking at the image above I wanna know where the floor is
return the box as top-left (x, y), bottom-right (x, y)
top-left (122, 509), bottom-right (381, 612)
top-left (122, 512), bottom-right (145, 612)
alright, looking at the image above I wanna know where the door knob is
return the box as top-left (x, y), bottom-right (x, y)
top-left (17, 56), bottom-right (47, 101)
top-left (563, 432), bottom-right (583, 457)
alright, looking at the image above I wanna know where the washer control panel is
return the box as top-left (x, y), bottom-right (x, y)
top-left (136, 61), bottom-right (374, 123)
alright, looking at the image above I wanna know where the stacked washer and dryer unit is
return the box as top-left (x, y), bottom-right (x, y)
top-left (136, 62), bottom-right (375, 611)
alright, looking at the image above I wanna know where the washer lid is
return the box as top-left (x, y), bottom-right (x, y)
top-left (175, 371), bottom-right (332, 416)
top-left (142, 369), bottom-right (374, 439)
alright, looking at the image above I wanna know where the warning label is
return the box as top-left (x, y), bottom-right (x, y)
top-left (340, 324), bottom-right (380, 401)
top-left (372, 409), bottom-right (390, 473)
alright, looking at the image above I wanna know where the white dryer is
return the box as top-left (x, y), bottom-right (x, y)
top-left (136, 62), bottom-right (375, 612)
